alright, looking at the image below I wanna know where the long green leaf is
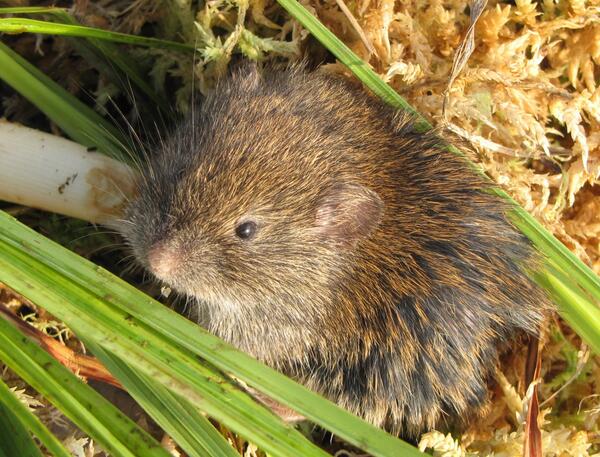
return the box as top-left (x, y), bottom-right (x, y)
top-left (0, 210), bottom-right (423, 457)
top-left (0, 401), bottom-right (43, 457)
top-left (53, 15), bottom-right (170, 113)
top-left (0, 315), bottom-right (172, 457)
top-left (0, 403), bottom-right (42, 457)
top-left (0, 18), bottom-right (194, 52)
top-left (0, 377), bottom-right (70, 457)
top-left (507, 207), bottom-right (600, 303)
top-left (0, 41), bottom-right (128, 159)
top-left (0, 7), bottom-right (68, 14)
top-left (0, 7), bottom-right (170, 111)
top-left (535, 264), bottom-right (600, 354)
top-left (91, 345), bottom-right (240, 457)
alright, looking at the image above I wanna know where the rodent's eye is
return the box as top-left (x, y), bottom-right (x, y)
top-left (235, 221), bottom-right (258, 240)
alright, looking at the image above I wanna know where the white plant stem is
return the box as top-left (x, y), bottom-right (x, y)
top-left (0, 120), bottom-right (136, 224)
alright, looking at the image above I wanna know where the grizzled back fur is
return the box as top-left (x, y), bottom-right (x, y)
top-left (119, 64), bottom-right (550, 436)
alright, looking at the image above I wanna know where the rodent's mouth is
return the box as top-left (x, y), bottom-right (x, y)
top-left (148, 270), bottom-right (212, 305)
top-left (151, 274), bottom-right (199, 304)
top-left (148, 269), bottom-right (187, 293)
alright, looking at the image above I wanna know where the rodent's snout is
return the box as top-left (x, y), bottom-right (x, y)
top-left (146, 241), bottom-right (181, 279)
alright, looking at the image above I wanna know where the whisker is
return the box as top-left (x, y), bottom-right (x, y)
top-left (120, 260), bottom-right (143, 276)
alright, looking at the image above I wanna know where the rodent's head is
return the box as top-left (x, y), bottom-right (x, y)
top-left (119, 66), bottom-right (384, 317)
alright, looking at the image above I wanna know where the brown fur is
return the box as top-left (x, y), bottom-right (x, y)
top-left (117, 65), bottom-right (551, 436)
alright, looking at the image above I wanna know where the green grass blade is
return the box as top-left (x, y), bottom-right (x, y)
top-left (507, 205), bottom-right (600, 303)
top-left (70, 37), bottom-right (171, 113)
top-left (535, 264), bottom-right (600, 354)
top-left (0, 18), bottom-right (193, 52)
top-left (0, 316), bottom-right (172, 457)
top-left (0, 42), bottom-right (128, 159)
top-left (0, 7), bottom-right (68, 14)
top-left (91, 344), bottom-right (240, 457)
top-left (0, 400), bottom-right (43, 457)
top-left (0, 7), bottom-right (170, 110)
top-left (0, 378), bottom-right (70, 457)
top-left (0, 210), bottom-right (423, 456)
top-left (53, 15), bottom-right (170, 112)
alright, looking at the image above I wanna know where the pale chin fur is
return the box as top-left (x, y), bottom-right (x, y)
top-left (186, 288), bottom-right (324, 366)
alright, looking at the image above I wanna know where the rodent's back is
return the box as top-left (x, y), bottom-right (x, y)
top-left (122, 65), bottom-right (551, 435)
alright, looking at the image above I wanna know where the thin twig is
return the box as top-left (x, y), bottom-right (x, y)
top-left (540, 343), bottom-right (590, 407)
top-left (442, 0), bottom-right (488, 118)
top-left (334, 0), bottom-right (375, 56)
top-left (523, 336), bottom-right (542, 457)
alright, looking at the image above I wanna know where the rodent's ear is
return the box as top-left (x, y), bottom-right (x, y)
top-left (315, 183), bottom-right (384, 247)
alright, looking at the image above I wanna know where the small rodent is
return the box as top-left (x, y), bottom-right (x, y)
top-left (118, 64), bottom-right (550, 436)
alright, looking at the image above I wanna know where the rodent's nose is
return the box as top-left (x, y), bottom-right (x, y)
top-left (146, 243), bottom-right (179, 278)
